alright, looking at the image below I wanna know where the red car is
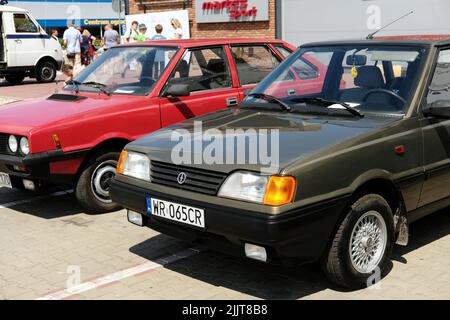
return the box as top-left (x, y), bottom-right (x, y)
top-left (0, 39), bottom-right (296, 213)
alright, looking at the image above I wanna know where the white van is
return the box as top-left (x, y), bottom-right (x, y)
top-left (0, 5), bottom-right (63, 84)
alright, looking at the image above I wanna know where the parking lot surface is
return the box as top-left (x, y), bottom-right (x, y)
top-left (0, 82), bottom-right (449, 300)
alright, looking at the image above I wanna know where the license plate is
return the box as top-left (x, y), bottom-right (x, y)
top-left (146, 196), bottom-right (205, 229)
top-left (0, 172), bottom-right (12, 188)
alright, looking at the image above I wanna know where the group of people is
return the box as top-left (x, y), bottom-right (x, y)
top-left (56, 18), bottom-right (184, 84)
top-left (56, 22), bottom-right (121, 83)
top-left (124, 18), bottom-right (183, 43)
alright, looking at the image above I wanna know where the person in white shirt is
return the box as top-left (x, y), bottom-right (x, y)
top-left (125, 21), bottom-right (140, 43)
top-left (170, 18), bottom-right (183, 39)
top-left (63, 21), bottom-right (83, 71)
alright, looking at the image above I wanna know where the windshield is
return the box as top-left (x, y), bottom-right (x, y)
top-left (65, 46), bottom-right (178, 95)
top-left (249, 45), bottom-right (427, 115)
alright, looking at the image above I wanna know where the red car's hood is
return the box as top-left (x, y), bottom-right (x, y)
top-left (0, 92), bottom-right (139, 135)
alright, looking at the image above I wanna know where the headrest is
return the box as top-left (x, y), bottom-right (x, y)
top-left (355, 66), bottom-right (385, 89)
top-left (206, 59), bottom-right (225, 74)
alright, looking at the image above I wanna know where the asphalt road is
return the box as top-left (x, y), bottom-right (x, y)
top-left (0, 80), bottom-right (449, 300)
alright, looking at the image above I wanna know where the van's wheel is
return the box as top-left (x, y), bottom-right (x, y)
top-left (36, 61), bottom-right (57, 83)
top-left (75, 151), bottom-right (121, 214)
top-left (5, 73), bottom-right (25, 85)
top-left (322, 194), bottom-right (394, 289)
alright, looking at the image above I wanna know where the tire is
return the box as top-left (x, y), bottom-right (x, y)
top-left (75, 151), bottom-right (121, 214)
top-left (36, 61), bottom-right (57, 83)
top-left (322, 194), bottom-right (395, 289)
top-left (5, 73), bottom-right (25, 85)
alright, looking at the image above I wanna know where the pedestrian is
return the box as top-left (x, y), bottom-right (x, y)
top-left (102, 24), bottom-right (120, 51)
top-left (135, 24), bottom-right (149, 42)
top-left (63, 21), bottom-right (82, 72)
top-left (170, 18), bottom-right (183, 39)
top-left (151, 24), bottom-right (167, 78)
top-left (81, 29), bottom-right (96, 65)
top-left (61, 64), bottom-right (74, 85)
top-left (151, 24), bottom-right (166, 41)
top-left (125, 20), bottom-right (140, 43)
top-left (51, 29), bottom-right (59, 42)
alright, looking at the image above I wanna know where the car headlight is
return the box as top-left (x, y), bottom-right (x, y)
top-left (8, 135), bottom-right (18, 153)
top-left (116, 151), bottom-right (150, 181)
top-left (19, 137), bottom-right (29, 155)
top-left (218, 171), bottom-right (296, 206)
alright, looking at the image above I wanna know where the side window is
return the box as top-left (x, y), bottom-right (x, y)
top-left (231, 45), bottom-right (281, 86)
top-left (292, 58), bottom-right (319, 79)
top-left (274, 45), bottom-right (293, 59)
top-left (427, 49), bottom-right (450, 104)
top-left (13, 14), bottom-right (38, 33)
top-left (167, 47), bottom-right (232, 92)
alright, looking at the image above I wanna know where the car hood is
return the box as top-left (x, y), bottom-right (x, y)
top-left (127, 107), bottom-right (398, 174)
top-left (0, 92), bottom-right (139, 135)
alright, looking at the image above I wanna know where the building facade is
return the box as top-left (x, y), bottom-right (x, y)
top-left (128, 0), bottom-right (277, 40)
top-left (7, 0), bottom-right (125, 34)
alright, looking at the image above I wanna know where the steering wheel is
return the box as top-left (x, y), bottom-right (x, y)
top-left (362, 89), bottom-right (406, 105)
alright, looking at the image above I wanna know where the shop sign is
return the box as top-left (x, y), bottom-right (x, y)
top-left (196, 0), bottom-right (269, 23)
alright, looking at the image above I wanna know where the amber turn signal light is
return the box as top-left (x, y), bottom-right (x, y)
top-left (52, 134), bottom-right (62, 149)
top-left (263, 176), bottom-right (296, 206)
top-left (116, 150), bottom-right (128, 174)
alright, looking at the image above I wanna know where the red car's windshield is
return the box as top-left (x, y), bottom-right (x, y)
top-left (66, 46), bottom-right (178, 96)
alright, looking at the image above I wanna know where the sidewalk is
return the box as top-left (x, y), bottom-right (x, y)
top-left (0, 96), bottom-right (19, 105)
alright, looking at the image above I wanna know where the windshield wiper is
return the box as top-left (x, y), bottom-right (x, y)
top-left (292, 97), bottom-right (364, 118)
top-left (66, 80), bottom-right (81, 93)
top-left (247, 93), bottom-right (291, 112)
top-left (81, 81), bottom-right (111, 96)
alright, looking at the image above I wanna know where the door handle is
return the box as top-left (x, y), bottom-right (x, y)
top-left (14, 39), bottom-right (22, 44)
top-left (226, 97), bottom-right (238, 107)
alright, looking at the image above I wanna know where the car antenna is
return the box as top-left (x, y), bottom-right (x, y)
top-left (366, 10), bottom-right (414, 40)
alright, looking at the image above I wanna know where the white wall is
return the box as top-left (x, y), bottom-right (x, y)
top-left (281, 0), bottom-right (450, 46)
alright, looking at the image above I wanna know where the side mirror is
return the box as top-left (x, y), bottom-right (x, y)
top-left (164, 84), bottom-right (190, 97)
top-left (423, 100), bottom-right (450, 118)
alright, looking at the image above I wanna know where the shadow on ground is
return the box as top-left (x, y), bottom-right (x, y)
top-left (0, 187), bottom-right (84, 218)
top-left (130, 208), bottom-right (450, 299)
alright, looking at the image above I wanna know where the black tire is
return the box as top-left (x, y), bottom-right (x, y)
top-left (322, 194), bottom-right (395, 289)
top-left (36, 60), bottom-right (57, 83)
top-left (5, 73), bottom-right (25, 85)
top-left (75, 151), bottom-right (121, 214)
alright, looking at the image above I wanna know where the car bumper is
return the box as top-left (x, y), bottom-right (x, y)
top-left (110, 179), bottom-right (351, 266)
top-left (0, 149), bottom-right (89, 186)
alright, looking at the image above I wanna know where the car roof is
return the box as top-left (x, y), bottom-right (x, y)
top-left (301, 39), bottom-right (450, 48)
top-left (0, 5), bottom-right (28, 13)
top-left (120, 38), bottom-right (288, 48)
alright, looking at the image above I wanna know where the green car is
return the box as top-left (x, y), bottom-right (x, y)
top-left (110, 39), bottom-right (450, 289)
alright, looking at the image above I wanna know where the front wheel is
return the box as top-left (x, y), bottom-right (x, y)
top-left (322, 194), bottom-right (395, 289)
top-left (75, 151), bottom-right (121, 213)
top-left (36, 61), bottom-right (57, 83)
top-left (5, 73), bottom-right (25, 85)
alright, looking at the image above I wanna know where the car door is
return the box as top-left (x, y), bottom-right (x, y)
top-left (418, 47), bottom-right (450, 206)
top-left (159, 46), bottom-right (239, 127)
top-left (7, 13), bottom-right (45, 67)
top-left (229, 44), bottom-right (282, 99)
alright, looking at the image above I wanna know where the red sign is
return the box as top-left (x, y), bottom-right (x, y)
top-left (202, 0), bottom-right (258, 20)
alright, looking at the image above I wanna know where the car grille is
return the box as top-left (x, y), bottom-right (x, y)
top-left (150, 161), bottom-right (227, 195)
top-left (0, 133), bottom-right (9, 155)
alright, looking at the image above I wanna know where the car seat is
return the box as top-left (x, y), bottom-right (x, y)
top-left (340, 66), bottom-right (386, 102)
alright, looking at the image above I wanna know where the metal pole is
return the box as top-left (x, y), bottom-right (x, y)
top-left (118, 0), bottom-right (122, 37)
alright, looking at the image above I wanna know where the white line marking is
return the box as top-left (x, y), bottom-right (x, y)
top-left (36, 247), bottom-right (203, 300)
top-left (0, 190), bottom-right (73, 209)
